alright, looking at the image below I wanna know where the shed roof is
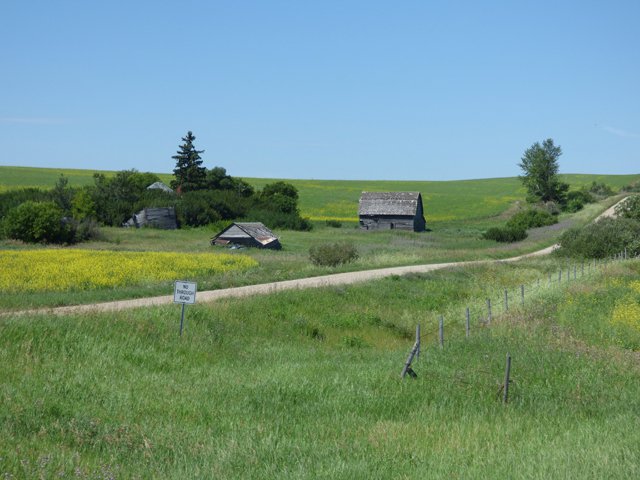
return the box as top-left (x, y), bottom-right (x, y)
top-left (212, 222), bottom-right (279, 247)
top-left (358, 192), bottom-right (422, 216)
top-left (147, 181), bottom-right (174, 194)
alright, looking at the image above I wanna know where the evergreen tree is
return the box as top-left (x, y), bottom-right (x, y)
top-left (170, 131), bottom-right (206, 192)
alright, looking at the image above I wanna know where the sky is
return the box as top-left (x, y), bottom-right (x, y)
top-left (1, 0), bottom-right (639, 181)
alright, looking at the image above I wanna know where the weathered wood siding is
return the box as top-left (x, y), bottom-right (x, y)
top-left (359, 216), bottom-right (416, 231)
top-left (358, 192), bottom-right (426, 232)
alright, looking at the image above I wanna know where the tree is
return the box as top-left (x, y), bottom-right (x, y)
top-left (170, 131), bottom-right (206, 192)
top-left (259, 181), bottom-right (299, 214)
top-left (518, 138), bottom-right (569, 204)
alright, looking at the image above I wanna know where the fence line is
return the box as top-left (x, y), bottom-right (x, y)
top-left (402, 251), bottom-right (637, 387)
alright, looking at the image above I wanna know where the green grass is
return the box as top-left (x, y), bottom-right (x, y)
top-left (2, 258), bottom-right (639, 478)
top-left (2, 165), bottom-right (639, 220)
top-left (0, 195), bottom-right (622, 311)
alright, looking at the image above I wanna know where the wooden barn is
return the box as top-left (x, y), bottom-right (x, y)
top-left (123, 207), bottom-right (178, 229)
top-left (358, 192), bottom-right (426, 232)
top-left (211, 222), bottom-right (281, 249)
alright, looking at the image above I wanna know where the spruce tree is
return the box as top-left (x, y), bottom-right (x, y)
top-left (170, 131), bottom-right (207, 192)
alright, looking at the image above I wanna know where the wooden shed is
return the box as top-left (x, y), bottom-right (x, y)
top-left (211, 222), bottom-right (281, 249)
top-left (358, 192), bottom-right (426, 232)
top-left (123, 207), bottom-right (178, 229)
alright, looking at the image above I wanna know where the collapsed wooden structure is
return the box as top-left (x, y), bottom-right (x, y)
top-left (123, 207), bottom-right (178, 229)
top-left (211, 222), bottom-right (281, 249)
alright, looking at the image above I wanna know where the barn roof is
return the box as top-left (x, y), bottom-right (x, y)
top-left (211, 222), bottom-right (280, 247)
top-left (358, 192), bottom-right (422, 216)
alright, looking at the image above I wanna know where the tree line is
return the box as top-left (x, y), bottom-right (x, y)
top-left (0, 131), bottom-right (311, 244)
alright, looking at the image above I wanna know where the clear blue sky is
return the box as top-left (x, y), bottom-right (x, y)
top-left (1, 1), bottom-right (638, 180)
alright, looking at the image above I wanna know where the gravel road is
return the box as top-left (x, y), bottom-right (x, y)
top-left (5, 197), bottom-right (630, 317)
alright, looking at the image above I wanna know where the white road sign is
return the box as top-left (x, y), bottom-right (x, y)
top-left (174, 281), bottom-right (197, 305)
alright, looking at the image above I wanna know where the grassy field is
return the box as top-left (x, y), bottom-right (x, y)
top-left (2, 166), bottom-right (639, 478)
top-left (0, 196), bottom-right (621, 310)
top-left (2, 257), bottom-right (639, 478)
top-left (1, 165), bottom-right (639, 221)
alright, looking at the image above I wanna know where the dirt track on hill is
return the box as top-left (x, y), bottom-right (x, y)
top-left (4, 197), bottom-right (629, 317)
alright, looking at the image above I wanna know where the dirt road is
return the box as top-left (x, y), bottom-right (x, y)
top-left (5, 197), bottom-right (630, 317)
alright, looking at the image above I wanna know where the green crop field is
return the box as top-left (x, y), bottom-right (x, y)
top-left (2, 257), bottom-right (639, 478)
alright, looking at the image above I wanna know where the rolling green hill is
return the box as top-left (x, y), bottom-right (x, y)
top-left (1, 165), bottom-right (638, 222)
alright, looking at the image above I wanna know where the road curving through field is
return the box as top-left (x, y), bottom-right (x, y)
top-left (4, 196), bottom-right (630, 317)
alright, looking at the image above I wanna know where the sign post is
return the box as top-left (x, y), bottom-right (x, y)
top-left (174, 281), bottom-right (197, 336)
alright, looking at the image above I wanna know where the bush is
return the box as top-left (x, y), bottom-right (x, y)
top-left (564, 190), bottom-right (594, 212)
top-left (176, 190), bottom-right (251, 227)
top-left (309, 242), bottom-right (359, 266)
top-left (0, 188), bottom-right (53, 220)
top-left (506, 208), bottom-right (557, 230)
top-left (543, 201), bottom-right (561, 216)
top-left (588, 181), bottom-right (614, 198)
top-left (621, 182), bottom-right (640, 193)
top-left (615, 195), bottom-right (640, 222)
top-left (482, 226), bottom-right (528, 243)
top-left (3, 201), bottom-right (75, 244)
top-left (246, 209), bottom-right (313, 231)
top-left (558, 217), bottom-right (640, 258)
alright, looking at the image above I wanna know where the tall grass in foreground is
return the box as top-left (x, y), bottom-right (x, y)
top-left (2, 260), bottom-right (640, 478)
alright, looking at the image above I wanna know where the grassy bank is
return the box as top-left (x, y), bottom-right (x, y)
top-left (2, 258), bottom-right (639, 478)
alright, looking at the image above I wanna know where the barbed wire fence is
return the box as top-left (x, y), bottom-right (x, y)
top-left (400, 248), bottom-right (637, 403)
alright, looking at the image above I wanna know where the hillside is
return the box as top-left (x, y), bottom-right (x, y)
top-left (2, 256), bottom-right (639, 478)
top-left (1, 165), bottom-right (638, 221)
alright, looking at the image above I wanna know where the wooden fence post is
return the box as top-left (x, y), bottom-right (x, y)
top-left (504, 289), bottom-right (509, 312)
top-left (465, 307), bottom-right (470, 338)
top-left (487, 298), bottom-right (492, 324)
top-left (401, 341), bottom-right (420, 379)
top-left (439, 316), bottom-right (444, 348)
top-left (503, 353), bottom-right (512, 404)
top-left (520, 285), bottom-right (525, 307)
top-left (416, 324), bottom-right (421, 361)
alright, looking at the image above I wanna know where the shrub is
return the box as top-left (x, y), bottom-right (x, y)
top-left (506, 208), bottom-right (557, 230)
top-left (615, 195), bottom-right (640, 222)
top-left (588, 181), bottom-right (614, 198)
top-left (565, 190), bottom-right (594, 212)
top-left (176, 192), bottom-right (222, 227)
top-left (557, 217), bottom-right (640, 258)
top-left (177, 190), bottom-right (251, 227)
top-left (309, 242), bottom-right (359, 266)
top-left (3, 201), bottom-right (75, 244)
top-left (0, 188), bottom-right (53, 220)
top-left (482, 226), bottom-right (528, 243)
top-left (246, 209), bottom-right (313, 231)
top-left (621, 182), bottom-right (640, 193)
top-left (543, 201), bottom-right (561, 216)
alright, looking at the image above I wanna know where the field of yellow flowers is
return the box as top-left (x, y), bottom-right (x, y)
top-left (0, 249), bottom-right (258, 293)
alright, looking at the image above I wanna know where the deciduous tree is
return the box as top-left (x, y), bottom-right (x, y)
top-left (519, 138), bottom-right (568, 204)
